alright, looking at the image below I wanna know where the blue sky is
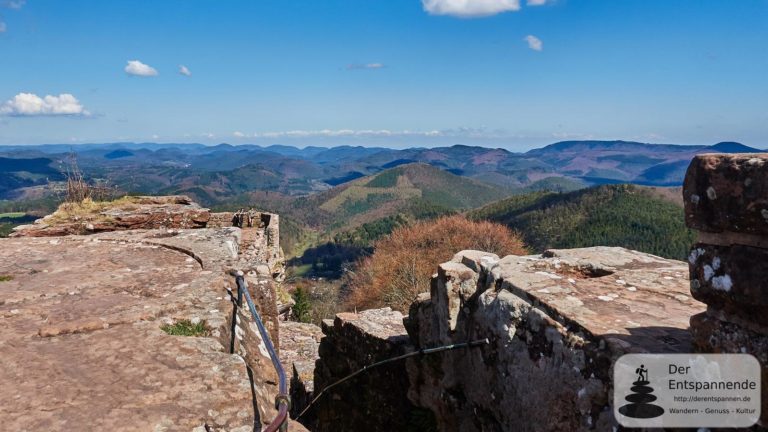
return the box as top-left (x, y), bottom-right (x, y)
top-left (0, 0), bottom-right (767, 150)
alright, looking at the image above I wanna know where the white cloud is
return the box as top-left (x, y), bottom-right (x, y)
top-left (4, 0), bottom-right (26, 9)
top-left (249, 129), bottom-right (476, 139)
top-left (179, 65), bottom-right (192, 76)
top-left (256, 129), bottom-right (387, 139)
top-left (422, 0), bottom-right (520, 18)
top-left (125, 60), bottom-right (158, 77)
top-left (551, 132), bottom-right (595, 140)
top-left (526, 0), bottom-right (547, 5)
top-left (524, 35), bottom-right (543, 51)
top-left (1, 0), bottom-right (26, 34)
top-left (347, 63), bottom-right (386, 70)
top-left (192, 127), bottom-right (528, 142)
top-left (0, 93), bottom-right (90, 116)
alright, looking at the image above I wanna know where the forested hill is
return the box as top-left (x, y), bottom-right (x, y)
top-left (290, 163), bottom-right (510, 230)
top-left (468, 184), bottom-right (694, 260)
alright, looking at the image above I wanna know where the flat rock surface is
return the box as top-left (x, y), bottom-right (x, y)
top-left (333, 308), bottom-right (408, 343)
top-left (0, 232), bottom-right (257, 431)
top-left (492, 247), bottom-right (706, 353)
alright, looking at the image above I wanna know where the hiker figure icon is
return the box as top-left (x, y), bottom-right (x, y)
top-left (635, 364), bottom-right (648, 383)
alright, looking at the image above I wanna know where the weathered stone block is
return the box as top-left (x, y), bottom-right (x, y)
top-left (432, 260), bottom-right (479, 336)
top-left (684, 154), bottom-right (768, 235)
top-left (689, 243), bottom-right (768, 328)
top-left (312, 308), bottom-right (413, 432)
top-left (691, 312), bottom-right (768, 427)
top-left (405, 247), bottom-right (706, 432)
top-left (278, 321), bottom-right (323, 421)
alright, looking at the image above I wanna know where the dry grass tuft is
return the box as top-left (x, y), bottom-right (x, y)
top-left (47, 196), bottom-right (137, 225)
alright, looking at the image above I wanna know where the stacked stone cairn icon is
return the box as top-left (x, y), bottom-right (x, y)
top-left (618, 370), bottom-right (665, 419)
top-left (683, 153), bottom-right (768, 427)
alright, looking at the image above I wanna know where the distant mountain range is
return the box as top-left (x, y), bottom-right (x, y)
top-left (1, 140), bottom-right (760, 259)
top-left (0, 139), bottom-right (763, 205)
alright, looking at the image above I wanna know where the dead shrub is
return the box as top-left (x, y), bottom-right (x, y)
top-left (344, 215), bottom-right (527, 312)
top-left (61, 152), bottom-right (118, 204)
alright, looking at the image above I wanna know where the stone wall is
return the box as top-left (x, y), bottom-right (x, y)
top-left (684, 153), bottom-right (768, 427)
top-left (210, 210), bottom-right (283, 278)
top-left (305, 247), bottom-right (705, 431)
top-left (309, 308), bottom-right (415, 432)
top-left (278, 321), bottom-right (324, 420)
top-left (404, 248), bottom-right (704, 431)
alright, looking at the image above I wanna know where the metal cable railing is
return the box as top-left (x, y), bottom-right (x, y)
top-left (234, 272), bottom-right (289, 432)
top-left (295, 337), bottom-right (489, 421)
top-left (232, 271), bottom-right (489, 431)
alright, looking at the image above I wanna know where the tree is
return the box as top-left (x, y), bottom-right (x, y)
top-left (292, 287), bottom-right (312, 323)
top-left (344, 215), bottom-right (527, 312)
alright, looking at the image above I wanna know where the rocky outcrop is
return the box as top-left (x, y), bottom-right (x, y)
top-left (12, 195), bottom-right (210, 237)
top-left (0, 196), bottom-right (299, 431)
top-left (402, 247), bottom-right (704, 432)
top-left (0, 229), bottom-right (257, 430)
top-left (684, 153), bottom-right (768, 426)
top-left (684, 154), bottom-right (768, 236)
top-left (309, 247), bottom-right (704, 431)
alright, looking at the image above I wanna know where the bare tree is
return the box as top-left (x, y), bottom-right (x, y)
top-left (63, 152), bottom-right (90, 203)
top-left (60, 152), bottom-right (118, 203)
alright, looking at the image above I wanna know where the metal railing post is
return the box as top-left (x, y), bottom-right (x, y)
top-left (234, 272), bottom-right (289, 432)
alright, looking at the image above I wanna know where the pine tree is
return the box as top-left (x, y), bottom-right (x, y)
top-left (292, 287), bottom-right (312, 323)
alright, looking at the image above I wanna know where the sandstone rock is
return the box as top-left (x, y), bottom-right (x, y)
top-left (684, 152), bottom-right (768, 429)
top-left (0, 228), bottom-right (287, 431)
top-left (689, 243), bottom-right (768, 328)
top-left (452, 249), bottom-right (500, 273)
top-left (0, 231), bottom-right (251, 430)
top-left (279, 321), bottom-right (323, 376)
top-left (255, 264), bottom-right (272, 276)
top-left (684, 153), bottom-right (768, 235)
top-left (690, 313), bottom-right (768, 426)
top-left (278, 321), bottom-right (323, 421)
top-left (12, 195), bottom-right (210, 237)
top-left (405, 247), bottom-right (705, 432)
top-left (311, 308), bottom-right (413, 432)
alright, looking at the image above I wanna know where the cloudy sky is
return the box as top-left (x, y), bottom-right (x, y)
top-left (1, 0), bottom-right (767, 149)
